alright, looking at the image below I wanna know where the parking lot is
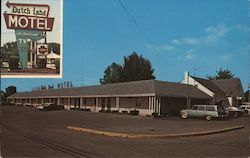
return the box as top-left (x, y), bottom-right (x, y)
top-left (1, 105), bottom-right (250, 157)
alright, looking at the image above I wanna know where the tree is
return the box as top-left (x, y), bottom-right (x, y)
top-left (121, 52), bottom-right (155, 82)
top-left (206, 68), bottom-right (235, 80)
top-left (100, 52), bottom-right (155, 84)
top-left (100, 62), bottom-right (123, 84)
top-left (48, 43), bottom-right (60, 55)
top-left (6, 86), bottom-right (17, 97)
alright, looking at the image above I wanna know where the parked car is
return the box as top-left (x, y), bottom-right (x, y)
top-left (239, 104), bottom-right (250, 115)
top-left (36, 103), bottom-right (64, 111)
top-left (225, 106), bottom-right (245, 118)
top-left (180, 105), bottom-right (228, 121)
top-left (35, 104), bottom-right (45, 110)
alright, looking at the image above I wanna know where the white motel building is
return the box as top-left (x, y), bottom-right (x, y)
top-left (7, 72), bottom-right (244, 116)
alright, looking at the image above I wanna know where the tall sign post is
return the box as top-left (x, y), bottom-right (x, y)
top-left (4, 1), bottom-right (54, 69)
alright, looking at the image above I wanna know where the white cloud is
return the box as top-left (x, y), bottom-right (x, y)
top-left (171, 37), bottom-right (200, 46)
top-left (170, 24), bottom-right (229, 47)
top-left (147, 43), bottom-right (175, 53)
top-left (203, 24), bottom-right (229, 44)
top-left (148, 24), bottom-right (231, 59)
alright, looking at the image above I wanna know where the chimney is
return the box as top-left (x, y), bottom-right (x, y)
top-left (184, 71), bottom-right (189, 84)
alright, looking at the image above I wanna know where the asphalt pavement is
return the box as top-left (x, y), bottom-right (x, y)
top-left (1, 106), bottom-right (249, 157)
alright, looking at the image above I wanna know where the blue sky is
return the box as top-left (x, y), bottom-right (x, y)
top-left (2, 0), bottom-right (250, 92)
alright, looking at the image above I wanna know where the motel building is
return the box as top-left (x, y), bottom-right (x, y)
top-left (7, 73), bottom-right (244, 116)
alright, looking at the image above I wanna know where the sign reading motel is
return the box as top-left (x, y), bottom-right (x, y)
top-left (4, 2), bottom-right (54, 31)
top-left (1, 0), bottom-right (62, 78)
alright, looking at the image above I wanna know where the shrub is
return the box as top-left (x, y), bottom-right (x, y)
top-left (112, 110), bottom-right (120, 114)
top-left (81, 108), bottom-right (91, 112)
top-left (152, 112), bottom-right (162, 118)
top-left (106, 109), bottom-right (111, 113)
top-left (122, 110), bottom-right (129, 114)
top-left (130, 110), bottom-right (139, 115)
top-left (8, 56), bottom-right (19, 70)
top-left (152, 112), bottom-right (159, 117)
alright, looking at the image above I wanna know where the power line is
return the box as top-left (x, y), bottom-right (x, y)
top-left (117, 0), bottom-right (150, 44)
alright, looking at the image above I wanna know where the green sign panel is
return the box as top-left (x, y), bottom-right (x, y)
top-left (15, 30), bottom-right (44, 68)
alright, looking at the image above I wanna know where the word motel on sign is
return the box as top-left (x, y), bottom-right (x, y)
top-left (4, 14), bottom-right (54, 31)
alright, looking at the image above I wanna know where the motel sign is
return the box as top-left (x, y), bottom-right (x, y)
top-left (4, 1), bottom-right (54, 31)
top-left (3, 1), bottom-right (54, 69)
top-left (4, 14), bottom-right (54, 31)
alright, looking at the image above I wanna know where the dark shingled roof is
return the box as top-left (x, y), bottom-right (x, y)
top-left (212, 78), bottom-right (244, 97)
top-left (8, 80), bottom-right (211, 99)
top-left (154, 80), bottom-right (211, 99)
top-left (191, 76), bottom-right (226, 99)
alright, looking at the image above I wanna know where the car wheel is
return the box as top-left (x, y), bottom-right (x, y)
top-left (181, 112), bottom-right (188, 119)
top-left (205, 115), bottom-right (212, 121)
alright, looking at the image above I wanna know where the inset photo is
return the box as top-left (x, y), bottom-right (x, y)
top-left (1, 0), bottom-right (63, 78)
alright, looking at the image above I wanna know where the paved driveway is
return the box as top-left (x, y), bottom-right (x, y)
top-left (1, 106), bottom-right (249, 157)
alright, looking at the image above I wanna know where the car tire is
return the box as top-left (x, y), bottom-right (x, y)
top-left (205, 115), bottom-right (212, 121)
top-left (181, 112), bottom-right (188, 119)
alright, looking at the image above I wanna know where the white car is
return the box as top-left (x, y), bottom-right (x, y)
top-left (35, 103), bottom-right (50, 110)
top-left (180, 105), bottom-right (228, 121)
top-left (239, 105), bottom-right (250, 115)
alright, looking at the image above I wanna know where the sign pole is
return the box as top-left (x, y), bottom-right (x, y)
top-left (30, 40), bottom-right (33, 68)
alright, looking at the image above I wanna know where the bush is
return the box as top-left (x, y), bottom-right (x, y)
top-left (105, 109), bottom-right (111, 113)
top-left (122, 110), bottom-right (129, 114)
top-left (8, 56), bottom-right (19, 70)
top-left (37, 59), bottom-right (47, 69)
top-left (130, 110), bottom-right (139, 115)
top-left (152, 112), bottom-right (162, 118)
top-left (152, 112), bottom-right (159, 117)
top-left (112, 110), bottom-right (120, 114)
top-left (81, 108), bottom-right (91, 112)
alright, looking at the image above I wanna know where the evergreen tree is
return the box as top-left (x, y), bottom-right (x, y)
top-left (207, 68), bottom-right (235, 80)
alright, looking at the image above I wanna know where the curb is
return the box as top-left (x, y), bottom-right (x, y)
top-left (67, 125), bottom-right (245, 139)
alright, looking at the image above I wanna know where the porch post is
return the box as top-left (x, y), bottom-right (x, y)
top-left (148, 97), bottom-right (152, 115)
top-left (96, 97), bottom-right (99, 111)
top-left (80, 98), bottom-right (83, 108)
top-left (155, 97), bottom-right (158, 114)
top-left (68, 98), bottom-right (70, 109)
top-left (116, 97), bottom-right (120, 110)
top-left (158, 97), bottom-right (161, 115)
top-left (153, 96), bottom-right (156, 113)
